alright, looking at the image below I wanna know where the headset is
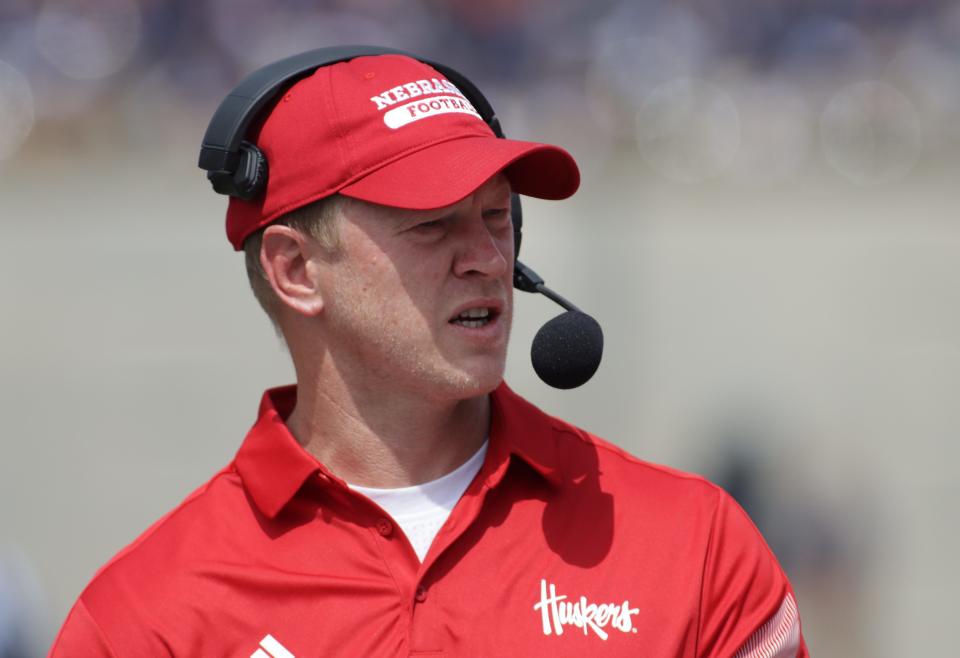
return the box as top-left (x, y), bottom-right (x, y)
top-left (198, 45), bottom-right (603, 388)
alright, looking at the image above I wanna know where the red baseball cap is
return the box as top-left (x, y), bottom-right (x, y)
top-left (225, 54), bottom-right (580, 249)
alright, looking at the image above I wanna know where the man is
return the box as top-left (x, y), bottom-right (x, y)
top-left (50, 52), bottom-right (808, 656)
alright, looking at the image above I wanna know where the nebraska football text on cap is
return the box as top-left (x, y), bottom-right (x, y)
top-left (370, 78), bottom-right (481, 129)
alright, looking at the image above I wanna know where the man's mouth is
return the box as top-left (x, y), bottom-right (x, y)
top-left (450, 307), bottom-right (495, 328)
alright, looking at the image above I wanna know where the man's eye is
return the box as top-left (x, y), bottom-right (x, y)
top-left (412, 219), bottom-right (444, 232)
top-left (483, 208), bottom-right (510, 222)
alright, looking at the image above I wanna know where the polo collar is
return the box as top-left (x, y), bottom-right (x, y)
top-left (234, 385), bottom-right (322, 519)
top-left (488, 382), bottom-right (563, 488)
top-left (235, 382), bottom-right (562, 519)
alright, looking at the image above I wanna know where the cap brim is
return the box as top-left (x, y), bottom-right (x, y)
top-left (338, 136), bottom-right (580, 209)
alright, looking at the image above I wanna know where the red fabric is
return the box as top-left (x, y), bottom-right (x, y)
top-left (48, 600), bottom-right (116, 656)
top-left (224, 54), bottom-right (580, 249)
top-left (50, 383), bottom-right (807, 657)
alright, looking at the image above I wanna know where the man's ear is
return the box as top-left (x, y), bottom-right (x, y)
top-left (260, 225), bottom-right (324, 317)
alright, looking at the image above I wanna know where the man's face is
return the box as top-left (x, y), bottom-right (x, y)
top-left (317, 174), bottom-right (515, 400)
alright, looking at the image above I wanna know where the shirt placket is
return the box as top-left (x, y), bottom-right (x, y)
top-left (314, 441), bottom-right (516, 655)
top-left (407, 452), bottom-right (515, 654)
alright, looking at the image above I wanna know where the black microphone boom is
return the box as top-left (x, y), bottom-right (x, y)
top-left (514, 261), bottom-right (604, 389)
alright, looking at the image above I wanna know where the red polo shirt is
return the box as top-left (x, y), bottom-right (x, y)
top-left (50, 383), bottom-right (808, 657)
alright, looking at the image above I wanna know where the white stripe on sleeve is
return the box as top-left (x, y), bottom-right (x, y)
top-left (733, 593), bottom-right (801, 658)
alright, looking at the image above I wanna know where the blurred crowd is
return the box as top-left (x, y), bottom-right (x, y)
top-left (2, 0), bottom-right (959, 169)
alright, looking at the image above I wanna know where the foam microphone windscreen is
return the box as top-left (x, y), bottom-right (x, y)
top-left (531, 311), bottom-right (604, 389)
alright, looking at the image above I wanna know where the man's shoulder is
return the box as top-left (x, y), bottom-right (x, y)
top-left (501, 385), bottom-right (725, 510)
top-left (57, 458), bottom-right (286, 652)
top-left (79, 464), bottom-right (246, 611)
top-left (566, 422), bottom-right (719, 498)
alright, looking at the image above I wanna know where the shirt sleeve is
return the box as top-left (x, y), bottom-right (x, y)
top-left (48, 599), bottom-right (117, 658)
top-left (697, 489), bottom-right (809, 658)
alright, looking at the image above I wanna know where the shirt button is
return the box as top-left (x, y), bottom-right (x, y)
top-left (376, 518), bottom-right (393, 537)
top-left (415, 585), bottom-right (428, 603)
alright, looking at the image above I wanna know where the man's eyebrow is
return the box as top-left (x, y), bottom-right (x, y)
top-left (394, 179), bottom-right (511, 229)
top-left (489, 175), bottom-right (511, 193)
top-left (490, 178), bottom-right (513, 200)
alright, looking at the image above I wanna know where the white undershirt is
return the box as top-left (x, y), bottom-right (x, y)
top-left (348, 440), bottom-right (489, 562)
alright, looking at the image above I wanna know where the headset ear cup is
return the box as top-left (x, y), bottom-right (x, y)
top-left (511, 193), bottom-right (523, 260)
top-left (234, 141), bottom-right (268, 200)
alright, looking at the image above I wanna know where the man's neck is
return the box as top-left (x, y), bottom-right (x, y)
top-left (286, 377), bottom-right (491, 488)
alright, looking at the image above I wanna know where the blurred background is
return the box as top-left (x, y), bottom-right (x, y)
top-left (1, 0), bottom-right (958, 655)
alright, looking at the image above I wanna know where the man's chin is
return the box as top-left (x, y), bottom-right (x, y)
top-left (426, 361), bottom-right (505, 401)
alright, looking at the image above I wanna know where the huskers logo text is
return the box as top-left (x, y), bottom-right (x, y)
top-left (533, 579), bottom-right (639, 641)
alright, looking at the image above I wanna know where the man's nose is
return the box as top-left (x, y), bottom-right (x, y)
top-left (451, 213), bottom-right (511, 279)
